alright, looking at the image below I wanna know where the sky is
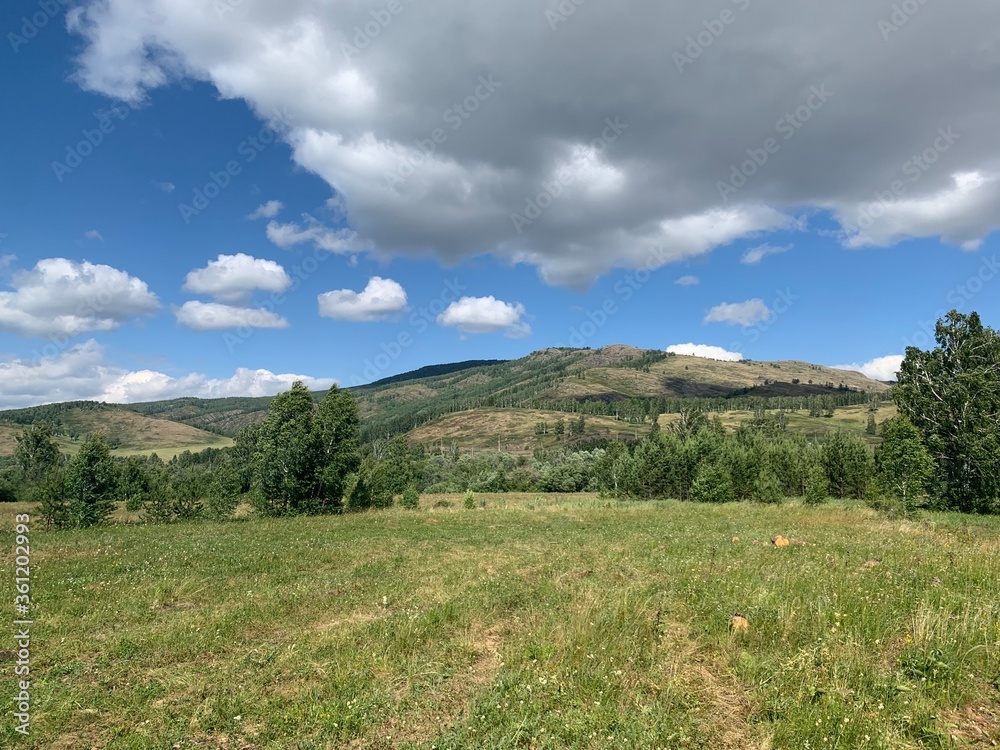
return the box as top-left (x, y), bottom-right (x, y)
top-left (1, 0), bottom-right (999, 409)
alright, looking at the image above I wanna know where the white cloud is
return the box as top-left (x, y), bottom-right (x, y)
top-left (248, 200), bottom-right (283, 220)
top-left (173, 301), bottom-right (289, 331)
top-left (666, 343), bottom-right (743, 362)
top-left (0, 255), bottom-right (15, 272)
top-left (0, 258), bottom-right (159, 338)
top-left (437, 296), bottom-right (531, 337)
top-left (84, 229), bottom-right (104, 241)
top-left (832, 354), bottom-right (904, 382)
top-left (835, 172), bottom-right (1000, 250)
top-left (703, 299), bottom-right (773, 327)
top-left (0, 340), bottom-right (334, 409)
top-left (266, 217), bottom-right (360, 254)
top-left (675, 275), bottom-right (699, 286)
top-left (65, 0), bottom-right (1000, 286)
top-left (183, 253), bottom-right (291, 304)
top-left (154, 181), bottom-right (175, 192)
top-left (317, 276), bottom-right (408, 322)
top-left (100, 367), bottom-right (335, 403)
top-left (741, 243), bottom-right (791, 265)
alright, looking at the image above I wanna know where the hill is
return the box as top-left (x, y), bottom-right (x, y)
top-left (0, 402), bottom-right (231, 458)
top-left (0, 345), bottom-right (892, 453)
top-left (351, 345), bottom-right (889, 440)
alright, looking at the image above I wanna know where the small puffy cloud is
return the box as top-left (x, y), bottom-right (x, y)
top-left (832, 354), bottom-right (904, 382)
top-left (173, 301), bottom-right (289, 331)
top-left (154, 181), bottom-right (175, 192)
top-left (183, 253), bottom-right (291, 304)
top-left (248, 200), bottom-right (283, 220)
top-left (0, 255), bottom-right (15, 272)
top-left (741, 243), bottom-right (791, 265)
top-left (675, 275), bottom-right (700, 286)
top-left (84, 229), bottom-right (104, 241)
top-left (266, 217), bottom-right (360, 254)
top-left (318, 276), bottom-right (408, 322)
top-left (437, 296), bottom-right (531, 338)
top-left (0, 257), bottom-right (159, 338)
top-left (667, 343), bottom-right (743, 362)
top-left (704, 299), bottom-right (773, 327)
top-left (0, 340), bottom-right (334, 409)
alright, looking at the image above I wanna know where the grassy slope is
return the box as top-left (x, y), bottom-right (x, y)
top-left (405, 402), bottom-right (900, 451)
top-left (0, 408), bottom-right (232, 459)
top-left (407, 408), bottom-right (652, 451)
top-left (553, 351), bottom-right (889, 401)
top-left (1, 498), bottom-right (997, 749)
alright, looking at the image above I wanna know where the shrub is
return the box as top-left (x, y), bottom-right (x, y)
top-left (399, 486), bottom-right (420, 509)
top-left (464, 490), bottom-right (476, 509)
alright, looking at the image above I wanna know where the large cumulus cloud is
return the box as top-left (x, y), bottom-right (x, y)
top-left (68, 0), bottom-right (1000, 286)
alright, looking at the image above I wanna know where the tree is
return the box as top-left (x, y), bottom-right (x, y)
top-left (251, 382), bottom-right (323, 516)
top-left (15, 421), bottom-right (62, 486)
top-left (895, 311), bottom-right (1000, 513)
top-left (65, 434), bottom-right (117, 528)
top-left (594, 440), bottom-right (633, 496)
top-left (751, 469), bottom-right (784, 505)
top-left (821, 431), bottom-right (873, 499)
top-left (316, 385), bottom-right (362, 509)
top-left (689, 463), bottom-right (735, 504)
top-left (866, 414), bottom-right (877, 436)
top-left (804, 464), bottom-right (829, 505)
top-left (119, 456), bottom-right (151, 512)
top-left (36, 468), bottom-right (69, 528)
top-left (875, 415), bottom-right (935, 513)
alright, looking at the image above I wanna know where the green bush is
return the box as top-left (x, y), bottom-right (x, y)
top-left (399, 486), bottom-right (420, 509)
top-left (464, 490), bottom-right (476, 509)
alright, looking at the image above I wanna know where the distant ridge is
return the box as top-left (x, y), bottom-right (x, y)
top-left (361, 359), bottom-right (509, 388)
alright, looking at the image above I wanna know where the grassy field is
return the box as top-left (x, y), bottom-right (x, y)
top-left (2, 495), bottom-right (998, 749)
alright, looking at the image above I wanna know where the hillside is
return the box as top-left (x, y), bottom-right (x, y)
top-left (0, 402), bottom-right (231, 458)
top-left (352, 345), bottom-right (889, 440)
top-left (0, 346), bottom-right (892, 452)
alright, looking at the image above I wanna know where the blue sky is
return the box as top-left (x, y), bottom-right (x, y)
top-left (1, 1), bottom-right (998, 408)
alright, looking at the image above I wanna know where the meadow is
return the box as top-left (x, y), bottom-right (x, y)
top-left (1, 495), bottom-right (998, 749)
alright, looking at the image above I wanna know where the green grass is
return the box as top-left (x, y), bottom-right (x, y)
top-left (1, 496), bottom-right (998, 749)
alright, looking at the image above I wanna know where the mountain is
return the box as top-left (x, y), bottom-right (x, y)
top-left (0, 346), bottom-right (891, 455)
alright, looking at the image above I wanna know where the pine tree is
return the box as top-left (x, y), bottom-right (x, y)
top-left (65, 434), bottom-right (117, 528)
